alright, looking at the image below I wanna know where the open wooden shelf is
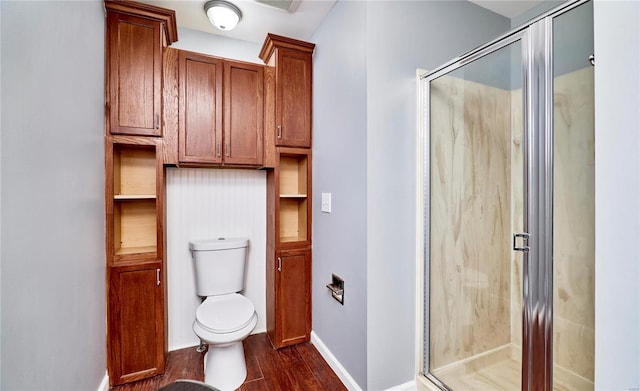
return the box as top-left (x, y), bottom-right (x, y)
top-left (279, 198), bottom-right (308, 243)
top-left (113, 199), bottom-right (157, 255)
top-left (114, 194), bottom-right (157, 200)
top-left (277, 151), bottom-right (310, 245)
top-left (113, 145), bottom-right (157, 197)
top-left (279, 155), bottom-right (308, 196)
top-left (109, 143), bottom-right (160, 260)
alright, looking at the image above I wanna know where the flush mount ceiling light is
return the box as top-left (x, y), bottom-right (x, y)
top-left (204, 0), bottom-right (242, 31)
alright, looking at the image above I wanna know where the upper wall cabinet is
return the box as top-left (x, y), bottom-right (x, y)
top-left (105, 0), bottom-right (178, 137)
top-left (260, 34), bottom-right (315, 150)
top-left (224, 60), bottom-right (264, 166)
top-left (178, 51), bottom-right (223, 164)
top-left (176, 50), bottom-right (264, 167)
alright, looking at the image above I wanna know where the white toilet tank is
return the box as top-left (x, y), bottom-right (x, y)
top-left (189, 237), bottom-right (249, 297)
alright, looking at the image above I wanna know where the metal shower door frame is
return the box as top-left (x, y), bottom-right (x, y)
top-left (420, 1), bottom-right (591, 389)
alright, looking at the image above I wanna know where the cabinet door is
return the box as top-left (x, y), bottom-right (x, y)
top-left (107, 11), bottom-right (162, 137)
top-left (224, 60), bottom-right (264, 166)
top-left (275, 249), bottom-right (311, 347)
top-left (276, 49), bottom-right (312, 148)
top-left (178, 51), bottom-right (223, 164)
top-left (108, 262), bottom-right (165, 386)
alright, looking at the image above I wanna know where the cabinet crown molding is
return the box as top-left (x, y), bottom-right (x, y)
top-left (105, 0), bottom-right (178, 44)
top-left (259, 33), bottom-right (316, 63)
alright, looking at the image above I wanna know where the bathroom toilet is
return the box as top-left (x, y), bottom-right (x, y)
top-left (190, 237), bottom-right (257, 391)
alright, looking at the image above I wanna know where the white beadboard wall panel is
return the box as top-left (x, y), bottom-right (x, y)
top-left (166, 168), bottom-right (267, 351)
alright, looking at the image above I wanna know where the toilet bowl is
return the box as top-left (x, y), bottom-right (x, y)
top-left (193, 294), bottom-right (257, 390)
top-left (189, 238), bottom-right (256, 391)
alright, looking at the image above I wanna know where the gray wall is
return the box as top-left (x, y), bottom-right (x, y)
top-left (593, 1), bottom-right (640, 389)
top-left (0, 1), bottom-right (106, 390)
top-left (312, 1), bottom-right (509, 389)
top-left (311, 1), bottom-right (368, 387)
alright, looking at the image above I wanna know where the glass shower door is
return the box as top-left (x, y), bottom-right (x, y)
top-left (426, 37), bottom-right (526, 390)
top-left (551, 2), bottom-right (595, 390)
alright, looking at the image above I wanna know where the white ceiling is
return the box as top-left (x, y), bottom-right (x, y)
top-left (140, 0), bottom-right (337, 44)
top-left (470, 0), bottom-right (547, 18)
top-left (139, 0), bottom-right (550, 44)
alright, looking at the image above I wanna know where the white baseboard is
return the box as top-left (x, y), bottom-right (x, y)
top-left (385, 380), bottom-right (417, 391)
top-left (310, 331), bottom-right (362, 391)
top-left (97, 371), bottom-right (109, 391)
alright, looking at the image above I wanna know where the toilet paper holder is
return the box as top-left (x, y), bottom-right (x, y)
top-left (326, 273), bottom-right (344, 305)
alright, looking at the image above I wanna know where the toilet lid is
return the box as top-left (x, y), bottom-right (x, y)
top-left (195, 294), bottom-right (255, 333)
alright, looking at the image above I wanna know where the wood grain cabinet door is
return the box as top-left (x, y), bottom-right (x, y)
top-left (178, 51), bottom-right (223, 164)
top-left (107, 12), bottom-right (162, 137)
top-left (223, 60), bottom-right (264, 166)
top-left (275, 249), bottom-right (311, 347)
top-left (108, 261), bottom-right (165, 386)
top-left (276, 49), bottom-right (312, 148)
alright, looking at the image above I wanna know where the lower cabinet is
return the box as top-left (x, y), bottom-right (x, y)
top-left (107, 261), bottom-right (165, 386)
top-left (267, 248), bottom-right (311, 348)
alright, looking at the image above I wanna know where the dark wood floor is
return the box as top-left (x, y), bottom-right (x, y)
top-left (110, 333), bottom-right (347, 391)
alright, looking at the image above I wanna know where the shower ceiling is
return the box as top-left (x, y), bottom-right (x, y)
top-left (137, 0), bottom-right (557, 44)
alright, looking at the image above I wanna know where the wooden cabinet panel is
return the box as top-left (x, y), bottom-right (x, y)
top-left (259, 34), bottom-right (315, 153)
top-left (107, 12), bottom-right (162, 136)
top-left (176, 52), bottom-right (265, 167)
top-left (224, 60), bottom-right (264, 166)
top-left (276, 49), bottom-right (312, 148)
top-left (274, 249), bottom-right (311, 347)
top-left (108, 261), bottom-right (165, 386)
top-left (178, 51), bottom-right (223, 164)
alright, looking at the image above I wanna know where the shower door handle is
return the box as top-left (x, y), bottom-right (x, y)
top-left (513, 233), bottom-right (530, 252)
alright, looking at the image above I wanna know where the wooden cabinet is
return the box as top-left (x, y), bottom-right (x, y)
top-left (105, 0), bottom-right (177, 137)
top-left (178, 51), bottom-right (223, 163)
top-left (105, 137), bottom-right (166, 386)
top-left (224, 60), bottom-right (264, 165)
top-left (271, 249), bottom-right (311, 347)
top-left (108, 261), bottom-right (165, 385)
top-left (104, 4), bottom-right (174, 384)
top-left (266, 148), bottom-right (312, 348)
top-left (176, 50), bottom-right (264, 166)
top-left (259, 34), bottom-right (315, 152)
top-left (262, 34), bottom-right (315, 349)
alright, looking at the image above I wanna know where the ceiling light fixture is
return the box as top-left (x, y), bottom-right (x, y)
top-left (204, 0), bottom-right (242, 31)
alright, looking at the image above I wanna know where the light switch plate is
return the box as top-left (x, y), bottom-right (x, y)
top-left (321, 193), bottom-right (331, 213)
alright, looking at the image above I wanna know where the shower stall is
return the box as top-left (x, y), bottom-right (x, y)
top-left (420, 1), bottom-right (594, 390)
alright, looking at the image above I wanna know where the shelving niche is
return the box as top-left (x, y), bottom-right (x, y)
top-left (279, 153), bottom-right (309, 243)
top-left (112, 144), bottom-right (158, 258)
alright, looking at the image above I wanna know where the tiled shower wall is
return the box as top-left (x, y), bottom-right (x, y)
top-left (165, 168), bottom-right (267, 350)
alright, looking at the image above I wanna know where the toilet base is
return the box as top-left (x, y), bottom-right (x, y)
top-left (203, 341), bottom-right (247, 391)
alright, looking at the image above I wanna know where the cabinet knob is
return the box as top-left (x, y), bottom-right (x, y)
top-left (277, 125), bottom-right (282, 139)
top-left (156, 268), bottom-right (161, 286)
top-left (154, 113), bottom-right (160, 129)
top-left (216, 143), bottom-right (221, 157)
top-left (225, 143), bottom-right (230, 157)
top-left (277, 257), bottom-right (282, 272)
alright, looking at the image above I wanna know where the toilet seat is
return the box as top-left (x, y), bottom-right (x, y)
top-left (196, 294), bottom-right (255, 334)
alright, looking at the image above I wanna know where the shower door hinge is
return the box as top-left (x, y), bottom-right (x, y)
top-left (513, 233), bottom-right (530, 252)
